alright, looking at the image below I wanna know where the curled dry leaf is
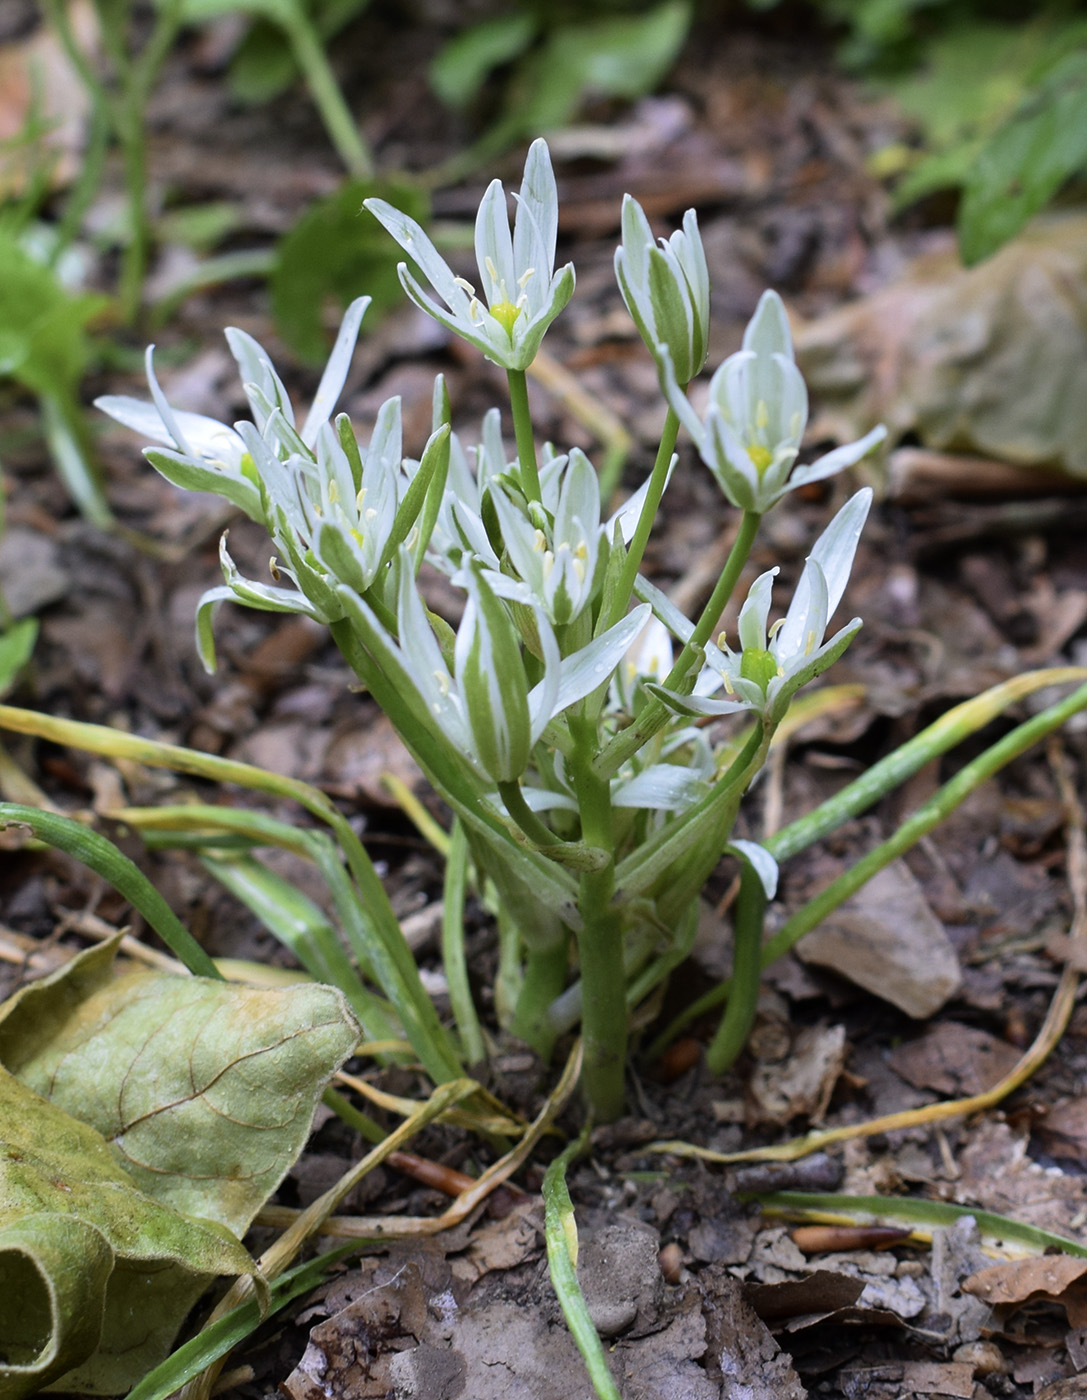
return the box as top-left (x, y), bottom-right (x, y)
top-left (963, 1255), bottom-right (1087, 1328)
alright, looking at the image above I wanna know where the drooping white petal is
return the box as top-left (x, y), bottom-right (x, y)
top-left (613, 764), bottom-right (706, 811)
top-left (790, 426), bottom-right (887, 494)
top-left (144, 347), bottom-right (192, 456)
top-left (726, 839), bottom-right (779, 899)
top-left (551, 604), bottom-right (651, 716)
top-left (96, 394), bottom-right (246, 469)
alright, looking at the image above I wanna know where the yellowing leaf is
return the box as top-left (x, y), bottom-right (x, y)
top-left (0, 938), bottom-right (360, 1394)
top-left (0, 1066), bottom-right (255, 1398)
top-left (0, 938), bottom-right (360, 1235)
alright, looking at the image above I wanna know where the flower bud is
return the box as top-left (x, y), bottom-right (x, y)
top-left (455, 567), bottom-right (533, 784)
top-left (615, 195), bottom-right (710, 387)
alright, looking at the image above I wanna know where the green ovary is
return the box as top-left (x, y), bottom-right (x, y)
top-left (747, 443), bottom-right (773, 474)
top-left (740, 647), bottom-right (779, 692)
top-left (490, 299), bottom-right (522, 337)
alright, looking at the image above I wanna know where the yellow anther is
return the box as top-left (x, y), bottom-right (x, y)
top-left (804, 629), bottom-right (817, 657)
top-left (356, 486), bottom-right (367, 511)
top-left (269, 556), bottom-right (281, 581)
top-left (722, 671), bottom-right (735, 695)
top-left (350, 528), bottom-right (365, 547)
top-left (453, 276), bottom-right (476, 294)
top-left (327, 480), bottom-right (339, 504)
top-left (435, 670), bottom-right (450, 697)
top-left (518, 267), bottom-right (536, 290)
top-left (768, 618), bottom-right (785, 640)
top-left (756, 399), bottom-right (770, 431)
top-left (532, 528), bottom-right (547, 553)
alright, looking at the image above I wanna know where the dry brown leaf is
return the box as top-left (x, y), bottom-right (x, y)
top-left (747, 1023), bottom-right (847, 1126)
top-left (1035, 1097), bottom-right (1087, 1165)
top-left (888, 1022), bottom-right (1021, 1098)
top-left (900, 1360), bottom-right (976, 1398)
top-left (795, 859), bottom-right (961, 1018)
top-left (796, 215), bottom-right (1087, 480)
top-left (963, 1255), bottom-right (1087, 1328)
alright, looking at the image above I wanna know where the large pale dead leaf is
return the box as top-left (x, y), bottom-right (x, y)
top-left (0, 938), bottom-right (359, 1234)
top-left (0, 939), bottom-right (359, 1394)
top-left (0, 1066), bottom-right (255, 1399)
top-left (796, 215), bottom-right (1087, 479)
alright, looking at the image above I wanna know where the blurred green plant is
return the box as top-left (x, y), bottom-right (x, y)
top-left (429, 0), bottom-right (691, 170)
top-left (271, 177), bottom-right (427, 363)
top-left (750, 0), bottom-right (1087, 263)
top-left (171, 0), bottom-right (373, 176)
top-left (0, 224), bottom-right (113, 526)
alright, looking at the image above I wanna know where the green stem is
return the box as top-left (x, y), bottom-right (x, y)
top-left (705, 864), bottom-right (767, 1075)
top-left (497, 779), bottom-right (558, 848)
top-left (507, 369), bottom-right (541, 505)
top-left (594, 509), bottom-right (762, 780)
top-left (280, 8), bottom-right (373, 177)
top-left (511, 935), bottom-right (569, 1059)
top-left (570, 717), bottom-right (625, 1121)
top-left (442, 820), bottom-right (486, 1065)
top-left (606, 405), bottom-right (680, 630)
top-left (115, 0), bottom-right (186, 324)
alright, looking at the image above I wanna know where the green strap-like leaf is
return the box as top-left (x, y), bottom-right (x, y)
top-left (0, 804), bottom-right (220, 979)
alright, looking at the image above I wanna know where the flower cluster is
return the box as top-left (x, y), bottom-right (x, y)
top-left (95, 133), bottom-right (895, 1127)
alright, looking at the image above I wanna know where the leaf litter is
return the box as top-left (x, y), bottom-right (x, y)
top-left (3, 8), bottom-right (1087, 1399)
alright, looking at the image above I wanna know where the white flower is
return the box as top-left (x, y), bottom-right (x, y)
top-left (661, 290), bottom-right (885, 513)
top-left (336, 546), bottom-right (651, 786)
top-left (259, 398), bottom-right (407, 596)
top-left (489, 447), bottom-right (602, 625)
top-left (95, 298), bottom-right (371, 523)
top-left (615, 194), bottom-right (709, 386)
top-left (651, 489), bottom-right (873, 722)
top-left (365, 139), bottom-right (574, 371)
